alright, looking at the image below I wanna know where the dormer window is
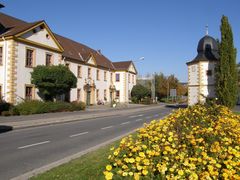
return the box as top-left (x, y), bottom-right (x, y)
top-left (205, 44), bottom-right (211, 52)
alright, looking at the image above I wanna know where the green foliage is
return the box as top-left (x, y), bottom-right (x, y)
top-left (131, 84), bottom-right (151, 102)
top-left (13, 100), bottom-right (86, 115)
top-left (31, 65), bottom-right (77, 101)
top-left (215, 15), bottom-right (238, 108)
top-left (0, 101), bottom-right (12, 114)
top-left (154, 73), bottom-right (187, 99)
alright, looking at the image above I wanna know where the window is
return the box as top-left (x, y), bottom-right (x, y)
top-left (205, 44), bottom-right (211, 52)
top-left (116, 90), bottom-right (120, 99)
top-left (77, 89), bottom-right (81, 101)
top-left (104, 71), bottom-right (107, 81)
top-left (132, 75), bottom-right (134, 84)
top-left (96, 89), bottom-right (99, 101)
top-left (104, 89), bottom-right (107, 100)
top-left (110, 73), bottom-right (113, 82)
top-left (77, 66), bottom-right (82, 78)
top-left (191, 66), bottom-right (195, 72)
top-left (0, 85), bottom-right (1, 98)
top-left (65, 63), bottom-right (70, 69)
top-left (128, 74), bottom-right (130, 83)
top-left (46, 53), bottom-right (52, 66)
top-left (25, 86), bottom-right (33, 100)
top-left (206, 70), bottom-right (212, 76)
top-left (0, 47), bottom-right (2, 65)
top-left (26, 49), bottom-right (34, 67)
top-left (96, 70), bottom-right (100, 80)
top-left (88, 68), bottom-right (91, 78)
top-left (116, 73), bottom-right (120, 82)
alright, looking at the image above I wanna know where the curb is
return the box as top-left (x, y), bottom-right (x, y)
top-left (5, 105), bottom-right (165, 130)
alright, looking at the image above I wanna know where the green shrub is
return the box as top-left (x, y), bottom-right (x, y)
top-left (1, 111), bottom-right (11, 116)
top-left (46, 101), bottom-right (72, 112)
top-left (14, 100), bottom-right (48, 115)
top-left (141, 97), bottom-right (152, 105)
top-left (70, 101), bottom-right (86, 111)
top-left (0, 101), bottom-right (12, 114)
top-left (131, 97), bottom-right (139, 104)
top-left (14, 100), bottom-right (85, 115)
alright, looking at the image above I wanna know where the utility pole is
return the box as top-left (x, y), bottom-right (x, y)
top-left (151, 73), bottom-right (155, 103)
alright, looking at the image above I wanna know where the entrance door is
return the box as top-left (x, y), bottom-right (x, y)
top-left (86, 90), bottom-right (91, 106)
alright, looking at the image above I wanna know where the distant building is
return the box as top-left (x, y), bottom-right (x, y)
top-left (186, 34), bottom-right (219, 105)
top-left (0, 13), bottom-right (137, 105)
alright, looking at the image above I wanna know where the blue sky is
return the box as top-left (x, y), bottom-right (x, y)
top-left (1, 0), bottom-right (240, 82)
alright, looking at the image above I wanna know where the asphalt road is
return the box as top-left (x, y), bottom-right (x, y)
top-left (0, 106), bottom-right (173, 179)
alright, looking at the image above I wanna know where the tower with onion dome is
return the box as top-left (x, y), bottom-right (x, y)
top-left (186, 29), bottom-right (219, 105)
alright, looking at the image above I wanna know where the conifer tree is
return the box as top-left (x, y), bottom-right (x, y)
top-left (215, 15), bottom-right (238, 108)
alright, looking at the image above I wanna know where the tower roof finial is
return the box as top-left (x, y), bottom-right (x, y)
top-left (205, 24), bottom-right (209, 35)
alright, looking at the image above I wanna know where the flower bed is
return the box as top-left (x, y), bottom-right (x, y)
top-left (104, 104), bottom-right (240, 179)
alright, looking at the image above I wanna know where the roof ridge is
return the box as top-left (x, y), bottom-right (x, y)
top-left (0, 12), bottom-right (28, 25)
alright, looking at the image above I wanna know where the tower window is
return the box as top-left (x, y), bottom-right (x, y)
top-left (205, 44), bottom-right (211, 52)
top-left (206, 70), bottom-right (212, 76)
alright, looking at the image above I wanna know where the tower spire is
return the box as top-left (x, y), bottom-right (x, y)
top-left (205, 24), bottom-right (209, 35)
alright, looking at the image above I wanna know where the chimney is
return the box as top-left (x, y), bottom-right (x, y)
top-left (97, 49), bottom-right (101, 55)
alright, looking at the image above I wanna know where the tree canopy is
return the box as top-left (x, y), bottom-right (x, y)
top-left (31, 65), bottom-right (77, 101)
top-left (215, 15), bottom-right (238, 108)
top-left (131, 84), bottom-right (151, 102)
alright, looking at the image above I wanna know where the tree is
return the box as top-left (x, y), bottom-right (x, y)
top-left (31, 65), bottom-right (77, 101)
top-left (131, 84), bottom-right (151, 102)
top-left (215, 15), bottom-right (238, 108)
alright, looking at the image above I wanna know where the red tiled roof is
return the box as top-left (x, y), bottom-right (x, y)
top-left (112, 61), bottom-right (132, 71)
top-left (54, 34), bottom-right (115, 70)
top-left (0, 12), bottom-right (115, 70)
top-left (0, 13), bottom-right (43, 37)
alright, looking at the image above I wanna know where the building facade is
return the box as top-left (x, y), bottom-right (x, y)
top-left (0, 13), bottom-right (137, 105)
top-left (186, 34), bottom-right (219, 106)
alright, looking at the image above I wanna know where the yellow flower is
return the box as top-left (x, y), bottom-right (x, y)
top-left (189, 172), bottom-right (198, 180)
top-left (136, 156), bottom-right (141, 162)
top-left (137, 165), bottom-right (142, 170)
top-left (134, 173), bottom-right (140, 180)
top-left (106, 165), bottom-right (112, 171)
top-left (142, 169), bottom-right (148, 176)
top-left (168, 137), bottom-right (173, 142)
top-left (129, 158), bottom-right (135, 163)
top-left (143, 159), bottom-right (150, 166)
top-left (105, 171), bottom-right (113, 180)
top-left (178, 169), bottom-right (184, 176)
top-left (139, 152), bottom-right (145, 158)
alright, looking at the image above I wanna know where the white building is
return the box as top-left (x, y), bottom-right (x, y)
top-left (0, 13), bottom-right (137, 105)
top-left (186, 34), bottom-right (219, 105)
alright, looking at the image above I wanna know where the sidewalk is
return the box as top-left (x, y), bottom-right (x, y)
top-left (0, 104), bottom-right (164, 130)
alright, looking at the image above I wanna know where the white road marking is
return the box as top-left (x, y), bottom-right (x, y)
top-left (69, 132), bottom-right (89, 138)
top-left (136, 118), bottom-right (143, 122)
top-left (129, 114), bottom-right (144, 118)
top-left (146, 116), bottom-right (152, 119)
top-left (154, 114), bottom-right (159, 117)
top-left (101, 126), bottom-right (113, 130)
top-left (121, 121), bottom-right (130, 125)
top-left (18, 141), bottom-right (50, 149)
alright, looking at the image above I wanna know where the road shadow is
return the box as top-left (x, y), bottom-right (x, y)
top-left (165, 104), bottom-right (188, 109)
top-left (0, 125), bottom-right (13, 133)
